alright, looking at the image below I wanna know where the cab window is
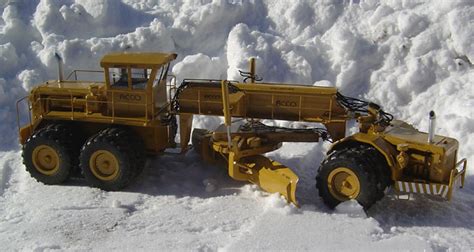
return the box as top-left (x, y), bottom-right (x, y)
top-left (131, 68), bottom-right (151, 90)
top-left (109, 68), bottom-right (129, 89)
top-left (108, 67), bottom-right (152, 90)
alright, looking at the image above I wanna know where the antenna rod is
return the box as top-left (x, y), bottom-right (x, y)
top-left (249, 57), bottom-right (255, 83)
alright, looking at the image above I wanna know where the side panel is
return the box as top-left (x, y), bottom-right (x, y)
top-left (106, 89), bottom-right (150, 118)
top-left (177, 81), bottom-right (348, 124)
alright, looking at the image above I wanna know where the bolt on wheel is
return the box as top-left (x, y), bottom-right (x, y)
top-left (89, 150), bottom-right (119, 181)
top-left (32, 145), bottom-right (60, 175)
top-left (327, 167), bottom-right (361, 201)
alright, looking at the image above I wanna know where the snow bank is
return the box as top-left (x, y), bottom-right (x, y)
top-left (172, 53), bottom-right (225, 84)
top-left (34, 0), bottom-right (155, 40)
top-left (1, 0), bottom-right (472, 158)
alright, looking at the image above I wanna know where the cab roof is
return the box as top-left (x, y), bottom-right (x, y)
top-left (100, 52), bottom-right (177, 68)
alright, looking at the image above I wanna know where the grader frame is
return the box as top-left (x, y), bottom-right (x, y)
top-left (16, 52), bottom-right (467, 209)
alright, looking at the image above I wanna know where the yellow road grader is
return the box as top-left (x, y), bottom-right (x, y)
top-left (16, 52), bottom-right (467, 209)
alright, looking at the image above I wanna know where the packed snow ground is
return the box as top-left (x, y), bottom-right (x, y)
top-left (0, 0), bottom-right (473, 251)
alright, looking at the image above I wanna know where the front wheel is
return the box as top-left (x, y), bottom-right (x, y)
top-left (316, 147), bottom-right (380, 209)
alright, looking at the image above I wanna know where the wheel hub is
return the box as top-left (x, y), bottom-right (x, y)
top-left (327, 167), bottom-right (361, 201)
top-left (32, 145), bottom-right (60, 175)
top-left (89, 150), bottom-right (119, 181)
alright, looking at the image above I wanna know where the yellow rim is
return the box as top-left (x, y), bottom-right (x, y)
top-left (327, 167), bottom-right (361, 201)
top-left (32, 145), bottom-right (60, 175)
top-left (89, 150), bottom-right (119, 181)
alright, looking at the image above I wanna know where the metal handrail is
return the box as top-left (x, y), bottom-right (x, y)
top-left (19, 70), bottom-right (174, 128)
top-left (16, 96), bottom-right (32, 132)
top-left (167, 74), bottom-right (177, 101)
top-left (66, 70), bottom-right (104, 81)
top-left (455, 158), bottom-right (467, 173)
top-left (31, 90), bottom-right (155, 125)
top-left (455, 158), bottom-right (467, 189)
top-left (446, 158), bottom-right (468, 200)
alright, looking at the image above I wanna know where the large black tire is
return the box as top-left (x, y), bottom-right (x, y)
top-left (357, 146), bottom-right (391, 200)
top-left (103, 127), bottom-right (146, 178)
top-left (79, 127), bottom-right (140, 191)
top-left (316, 146), bottom-right (389, 209)
top-left (22, 124), bottom-right (76, 184)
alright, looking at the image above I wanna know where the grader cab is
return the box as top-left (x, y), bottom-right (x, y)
top-left (16, 52), bottom-right (467, 210)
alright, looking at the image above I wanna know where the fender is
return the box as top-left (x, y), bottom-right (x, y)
top-left (328, 133), bottom-right (402, 181)
top-left (19, 123), bottom-right (34, 145)
top-left (19, 117), bottom-right (45, 145)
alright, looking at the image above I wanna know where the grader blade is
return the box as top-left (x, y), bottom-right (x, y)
top-left (235, 155), bottom-right (299, 206)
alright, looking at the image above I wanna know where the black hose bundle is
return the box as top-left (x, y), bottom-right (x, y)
top-left (336, 92), bottom-right (370, 114)
top-left (238, 70), bottom-right (263, 83)
top-left (336, 92), bottom-right (393, 126)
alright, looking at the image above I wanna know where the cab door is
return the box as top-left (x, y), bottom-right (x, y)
top-left (106, 66), bottom-right (154, 119)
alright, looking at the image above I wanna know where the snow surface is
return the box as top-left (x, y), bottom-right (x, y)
top-left (0, 0), bottom-right (473, 251)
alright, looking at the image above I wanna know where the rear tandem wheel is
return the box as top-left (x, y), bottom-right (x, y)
top-left (22, 124), bottom-right (76, 184)
top-left (79, 127), bottom-right (145, 191)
